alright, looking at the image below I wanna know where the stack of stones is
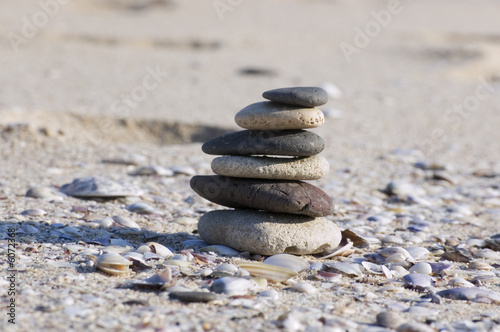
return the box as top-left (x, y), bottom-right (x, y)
top-left (190, 87), bottom-right (341, 255)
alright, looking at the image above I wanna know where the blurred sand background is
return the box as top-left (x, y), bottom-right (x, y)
top-left (1, 0), bottom-right (499, 164)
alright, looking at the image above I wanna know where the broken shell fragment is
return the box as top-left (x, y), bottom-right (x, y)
top-left (147, 242), bottom-right (174, 259)
top-left (237, 262), bottom-right (297, 283)
top-left (96, 253), bottom-right (133, 276)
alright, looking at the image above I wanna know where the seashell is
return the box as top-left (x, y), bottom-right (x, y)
top-left (390, 265), bottom-right (408, 278)
top-left (250, 277), bottom-right (268, 290)
top-left (126, 202), bottom-right (156, 214)
top-left (20, 208), bottom-right (47, 216)
top-left (200, 245), bottom-right (240, 256)
top-left (408, 262), bottom-right (432, 275)
top-left (211, 264), bottom-right (239, 277)
top-left (442, 250), bottom-right (472, 262)
top-left (263, 254), bottom-right (309, 272)
top-left (361, 261), bottom-right (383, 274)
top-left (381, 265), bottom-right (393, 278)
top-left (291, 282), bottom-right (317, 294)
top-left (468, 261), bottom-right (493, 271)
top-left (236, 262), bottom-right (297, 283)
top-left (60, 176), bottom-right (144, 198)
top-left (210, 276), bottom-right (256, 296)
top-left (147, 242), bottom-right (173, 258)
top-left (136, 245), bottom-right (152, 254)
top-left (341, 229), bottom-right (370, 248)
top-left (405, 246), bottom-right (430, 261)
top-left (315, 271), bottom-right (342, 282)
top-left (308, 262), bottom-right (323, 271)
top-left (197, 268), bottom-right (214, 277)
top-left (429, 262), bottom-right (453, 274)
top-left (384, 253), bottom-right (409, 264)
top-left (466, 238), bottom-right (487, 247)
top-left (96, 253), bottom-right (132, 276)
top-left (319, 241), bottom-right (354, 259)
top-left (403, 273), bottom-right (434, 289)
top-left (259, 289), bottom-right (279, 300)
top-left (472, 275), bottom-right (499, 286)
top-left (324, 262), bottom-right (365, 277)
top-left (378, 247), bottom-right (412, 260)
top-left (102, 245), bottom-right (133, 254)
top-left (129, 166), bottom-right (173, 177)
top-left (142, 252), bottom-right (163, 261)
top-left (95, 217), bottom-right (114, 228)
top-left (437, 287), bottom-right (500, 303)
top-left (129, 268), bottom-right (172, 290)
top-left (364, 253), bottom-right (386, 264)
top-left (169, 291), bottom-right (217, 303)
top-left (473, 249), bottom-right (500, 260)
top-left (449, 277), bottom-right (475, 288)
top-left (112, 215), bottom-right (140, 230)
top-left (164, 255), bottom-right (191, 267)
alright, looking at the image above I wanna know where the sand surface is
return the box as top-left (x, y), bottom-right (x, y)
top-left (1, 1), bottom-right (500, 331)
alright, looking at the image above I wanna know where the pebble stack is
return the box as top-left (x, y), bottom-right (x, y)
top-left (190, 87), bottom-right (341, 255)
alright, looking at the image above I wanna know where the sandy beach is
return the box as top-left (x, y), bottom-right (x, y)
top-left (1, 1), bottom-right (500, 331)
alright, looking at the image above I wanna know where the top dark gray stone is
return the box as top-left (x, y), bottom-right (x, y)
top-left (262, 87), bottom-right (328, 107)
top-left (202, 130), bottom-right (325, 156)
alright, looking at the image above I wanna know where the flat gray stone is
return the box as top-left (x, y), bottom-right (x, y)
top-left (262, 87), bottom-right (328, 107)
top-left (197, 210), bottom-right (341, 255)
top-left (202, 130), bottom-right (325, 156)
top-left (190, 176), bottom-right (333, 217)
top-left (211, 155), bottom-right (329, 180)
top-left (235, 101), bottom-right (324, 130)
top-left (60, 176), bottom-right (144, 198)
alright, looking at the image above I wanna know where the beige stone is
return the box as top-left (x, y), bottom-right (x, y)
top-left (197, 210), bottom-right (342, 255)
top-left (235, 101), bottom-right (325, 130)
top-left (211, 155), bottom-right (329, 180)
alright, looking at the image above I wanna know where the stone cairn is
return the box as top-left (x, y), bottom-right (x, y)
top-left (190, 87), bottom-right (341, 255)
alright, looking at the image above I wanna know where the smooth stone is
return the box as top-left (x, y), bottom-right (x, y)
top-left (262, 87), bottom-right (328, 107)
top-left (211, 155), bottom-right (329, 180)
top-left (197, 210), bottom-right (341, 255)
top-left (190, 176), bottom-right (333, 217)
top-left (202, 130), bottom-right (325, 157)
top-left (235, 101), bottom-right (324, 130)
top-left (60, 176), bottom-right (144, 198)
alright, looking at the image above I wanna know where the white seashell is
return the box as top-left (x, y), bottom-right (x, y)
top-left (361, 261), bottom-right (383, 274)
top-left (237, 262), bottom-right (297, 283)
top-left (112, 215), bottom-right (140, 230)
top-left (250, 277), bottom-right (268, 291)
top-left (405, 247), bottom-right (430, 261)
top-left (409, 262), bottom-right (432, 275)
top-left (135, 244), bottom-right (152, 254)
top-left (468, 261), bottom-right (493, 271)
top-left (466, 238), bottom-right (487, 247)
top-left (319, 241), bottom-right (354, 259)
top-left (200, 245), bottom-right (240, 256)
top-left (210, 277), bottom-right (256, 296)
top-left (324, 262), bottom-right (365, 277)
top-left (378, 247), bottom-right (412, 260)
top-left (126, 202), bottom-right (156, 214)
top-left (20, 208), bottom-right (47, 216)
top-left (164, 259), bottom-right (191, 267)
top-left (259, 289), bottom-right (279, 300)
top-left (147, 242), bottom-right (173, 258)
top-left (129, 268), bottom-right (172, 290)
top-left (384, 253), bottom-right (408, 264)
top-left (473, 249), bottom-right (500, 260)
top-left (291, 282), bottom-right (317, 294)
top-left (381, 265), bottom-right (393, 278)
top-left (390, 265), bottom-right (409, 278)
top-left (96, 253), bottom-right (132, 276)
top-left (212, 264), bottom-right (239, 277)
top-left (103, 245), bottom-right (133, 254)
top-left (264, 254), bottom-right (309, 272)
top-left (449, 277), bottom-right (475, 288)
top-left (197, 268), bottom-right (214, 277)
top-left (142, 252), bottom-right (163, 261)
top-left (95, 217), bottom-right (114, 228)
